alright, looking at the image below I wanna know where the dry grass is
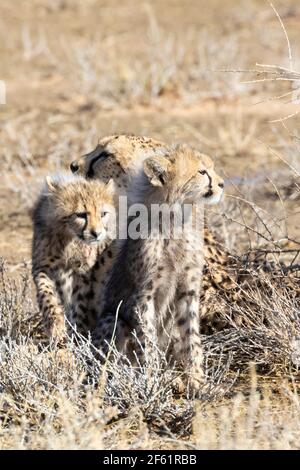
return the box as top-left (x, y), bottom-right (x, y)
top-left (0, 249), bottom-right (299, 449)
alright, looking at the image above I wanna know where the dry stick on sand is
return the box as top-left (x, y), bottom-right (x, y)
top-left (222, 3), bottom-right (300, 122)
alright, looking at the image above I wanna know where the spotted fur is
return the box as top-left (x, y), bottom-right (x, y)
top-left (93, 145), bottom-right (224, 394)
top-left (31, 174), bottom-right (117, 343)
top-left (70, 134), bottom-right (237, 332)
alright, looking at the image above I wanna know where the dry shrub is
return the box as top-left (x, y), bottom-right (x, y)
top-left (0, 259), bottom-right (235, 448)
top-left (203, 266), bottom-right (300, 374)
top-left (0, 242), bottom-right (300, 449)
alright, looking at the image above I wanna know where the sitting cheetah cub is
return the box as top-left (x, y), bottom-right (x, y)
top-left (93, 144), bottom-right (224, 394)
top-left (32, 174), bottom-right (116, 343)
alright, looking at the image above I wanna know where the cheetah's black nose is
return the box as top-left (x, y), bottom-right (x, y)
top-left (90, 230), bottom-right (101, 240)
top-left (70, 161), bottom-right (79, 173)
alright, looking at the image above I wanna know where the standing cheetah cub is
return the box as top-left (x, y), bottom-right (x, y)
top-left (32, 174), bottom-right (116, 343)
top-left (94, 144), bottom-right (224, 393)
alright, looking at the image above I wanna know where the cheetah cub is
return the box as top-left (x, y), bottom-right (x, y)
top-left (32, 174), bottom-right (116, 343)
top-left (93, 144), bottom-right (224, 394)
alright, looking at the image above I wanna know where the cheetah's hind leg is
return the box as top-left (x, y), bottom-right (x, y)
top-left (174, 281), bottom-right (204, 397)
top-left (92, 312), bottom-right (130, 364)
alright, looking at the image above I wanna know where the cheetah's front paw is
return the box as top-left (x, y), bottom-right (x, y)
top-left (48, 317), bottom-right (67, 347)
top-left (172, 376), bottom-right (186, 395)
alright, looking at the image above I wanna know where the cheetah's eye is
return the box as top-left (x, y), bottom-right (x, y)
top-left (75, 212), bottom-right (87, 219)
top-left (86, 151), bottom-right (111, 178)
top-left (199, 170), bottom-right (206, 175)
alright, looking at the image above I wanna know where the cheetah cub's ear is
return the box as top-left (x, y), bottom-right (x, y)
top-left (143, 155), bottom-right (170, 187)
top-left (45, 176), bottom-right (61, 193)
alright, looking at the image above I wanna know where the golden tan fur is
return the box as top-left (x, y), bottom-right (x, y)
top-left (72, 134), bottom-right (168, 183)
top-left (32, 175), bottom-right (117, 343)
top-left (71, 134), bottom-right (236, 332)
top-left (93, 145), bottom-right (224, 395)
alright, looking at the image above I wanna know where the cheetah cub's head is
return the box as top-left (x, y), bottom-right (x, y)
top-left (143, 144), bottom-right (224, 205)
top-left (45, 175), bottom-right (116, 244)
